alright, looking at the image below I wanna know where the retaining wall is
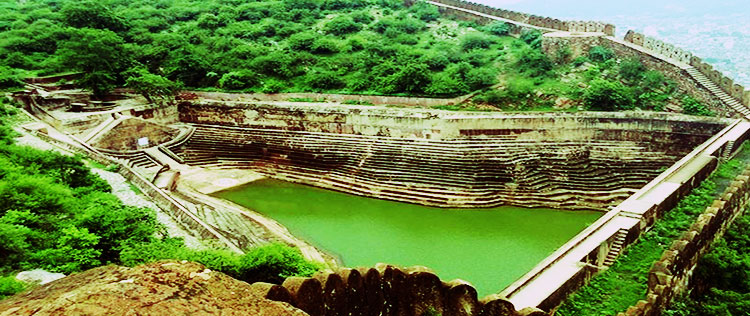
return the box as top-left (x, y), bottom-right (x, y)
top-left (617, 167), bottom-right (750, 316)
top-left (251, 265), bottom-right (546, 316)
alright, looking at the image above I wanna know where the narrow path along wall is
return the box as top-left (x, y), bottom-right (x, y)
top-left (617, 166), bottom-right (750, 316)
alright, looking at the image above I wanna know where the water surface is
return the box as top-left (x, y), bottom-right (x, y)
top-left (214, 179), bottom-right (601, 296)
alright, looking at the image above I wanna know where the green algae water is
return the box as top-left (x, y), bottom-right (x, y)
top-left (213, 179), bottom-right (601, 296)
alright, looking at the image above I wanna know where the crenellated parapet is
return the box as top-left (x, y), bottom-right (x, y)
top-left (617, 167), bottom-right (750, 316)
top-left (251, 264), bottom-right (546, 316)
top-left (623, 30), bottom-right (750, 110)
top-left (421, 0), bottom-right (615, 36)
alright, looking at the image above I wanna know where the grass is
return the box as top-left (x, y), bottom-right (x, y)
top-left (557, 144), bottom-right (750, 316)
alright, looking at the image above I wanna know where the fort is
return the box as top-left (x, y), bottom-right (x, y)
top-left (8, 1), bottom-right (750, 315)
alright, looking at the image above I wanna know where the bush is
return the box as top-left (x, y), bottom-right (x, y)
top-left (306, 71), bottom-right (344, 90)
top-left (484, 22), bottom-right (510, 36)
top-left (465, 67), bottom-right (497, 91)
top-left (311, 37), bottom-right (341, 54)
top-left (571, 56), bottom-right (589, 67)
top-left (409, 2), bottom-right (440, 22)
top-left (288, 32), bottom-right (317, 51)
top-left (460, 33), bottom-right (495, 51)
top-left (426, 72), bottom-right (469, 96)
top-left (218, 70), bottom-right (261, 90)
top-left (682, 96), bottom-right (714, 116)
top-left (520, 29), bottom-right (542, 49)
top-left (641, 71), bottom-right (665, 90)
top-left (261, 78), bottom-right (288, 93)
top-left (517, 49), bottom-right (553, 77)
top-left (0, 275), bottom-right (26, 300)
top-left (0, 67), bottom-right (23, 90)
top-left (619, 57), bottom-right (645, 82)
top-left (121, 241), bottom-right (321, 284)
top-left (351, 11), bottom-right (374, 24)
top-left (583, 79), bottom-right (635, 111)
top-left (324, 16), bottom-right (361, 36)
top-left (588, 45), bottom-right (614, 62)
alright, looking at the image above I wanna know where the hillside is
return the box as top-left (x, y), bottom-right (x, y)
top-left (0, 0), bottom-right (713, 114)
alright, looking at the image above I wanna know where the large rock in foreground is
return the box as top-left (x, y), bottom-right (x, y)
top-left (0, 261), bottom-right (308, 316)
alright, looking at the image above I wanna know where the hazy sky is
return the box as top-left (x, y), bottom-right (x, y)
top-left (472, 0), bottom-right (750, 85)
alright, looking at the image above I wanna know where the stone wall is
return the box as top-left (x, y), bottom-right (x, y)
top-left (178, 101), bottom-right (727, 142)
top-left (174, 104), bottom-right (730, 210)
top-left (622, 30), bottom-right (750, 109)
top-left (418, 0), bottom-right (615, 36)
top-left (617, 167), bottom-right (750, 316)
top-left (251, 264), bottom-right (546, 316)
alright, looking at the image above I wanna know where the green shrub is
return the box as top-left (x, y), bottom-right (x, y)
top-left (571, 56), bottom-right (589, 67)
top-left (460, 33), bottom-right (495, 51)
top-left (351, 11), bottom-right (374, 24)
top-left (324, 16), bottom-right (361, 36)
top-left (682, 96), bottom-right (714, 116)
top-left (588, 45), bottom-right (614, 62)
top-left (306, 71), bottom-right (344, 90)
top-left (619, 57), bottom-right (645, 82)
top-left (0, 275), bottom-right (26, 300)
top-left (0, 67), bottom-right (24, 90)
top-left (520, 29), bottom-right (542, 49)
top-left (426, 72), bottom-right (469, 96)
top-left (311, 37), bottom-right (341, 54)
top-left (218, 70), bottom-right (261, 90)
top-left (261, 78), bottom-right (288, 93)
top-left (484, 22), bottom-right (510, 36)
top-left (121, 240), bottom-right (321, 284)
top-left (517, 49), bottom-right (553, 77)
top-left (464, 67), bottom-right (497, 91)
top-left (641, 71), bottom-right (665, 90)
top-left (554, 44), bottom-right (572, 64)
top-left (409, 2), bottom-right (440, 22)
top-left (288, 32), bottom-right (317, 51)
top-left (583, 79), bottom-right (635, 111)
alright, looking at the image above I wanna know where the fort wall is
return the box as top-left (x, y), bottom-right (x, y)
top-left (617, 167), bottom-right (750, 316)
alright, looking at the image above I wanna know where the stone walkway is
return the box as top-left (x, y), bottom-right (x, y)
top-left (12, 125), bottom-right (205, 250)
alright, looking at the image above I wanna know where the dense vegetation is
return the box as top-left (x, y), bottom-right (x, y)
top-left (557, 148), bottom-right (750, 315)
top-left (0, 98), bottom-right (320, 299)
top-left (0, 0), bottom-right (508, 97)
top-left (664, 210), bottom-right (750, 315)
top-left (0, 0), bottom-right (710, 115)
top-left (470, 42), bottom-right (713, 114)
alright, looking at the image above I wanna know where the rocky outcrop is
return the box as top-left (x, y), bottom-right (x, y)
top-left (0, 261), bottom-right (307, 316)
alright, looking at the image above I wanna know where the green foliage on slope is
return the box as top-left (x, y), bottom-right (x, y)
top-left (0, 99), bottom-right (321, 298)
top-left (0, 0), bottom-right (516, 97)
top-left (557, 146), bottom-right (750, 316)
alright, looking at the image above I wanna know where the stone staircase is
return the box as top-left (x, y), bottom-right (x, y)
top-left (722, 140), bottom-right (736, 160)
top-left (685, 67), bottom-right (750, 118)
top-left (603, 228), bottom-right (629, 267)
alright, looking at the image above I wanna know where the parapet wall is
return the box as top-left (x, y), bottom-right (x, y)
top-left (251, 264), bottom-right (545, 316)
top-left (617, 167), bottom-right (750, 316)
top-left (623, 31), bottom-right (750, 109)
top-left (418, 0), bottom-right (615, 36)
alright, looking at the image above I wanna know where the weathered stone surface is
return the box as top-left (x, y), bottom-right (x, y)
top-left (479, 295), bottom-right (516, 316)
top-left (0, 261), bottom-right (308, 316)
top-left (283, 277), bottom-right (324, 316)
top-left (444, 280), bottom-right (480, 316)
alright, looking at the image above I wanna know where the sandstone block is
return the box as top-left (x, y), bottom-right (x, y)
top-left (444, 280), bottom-right (480, 316)
top-left (283, 277), bottom-right (324, 316)
top-left (478, 295), bottom-right (516, 316)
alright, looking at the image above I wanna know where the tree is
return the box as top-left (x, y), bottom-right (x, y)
top-left (60, 1), bottom-right (129, 32)
top-left (460, 33), bottom-right (495, 51)
top-left (126, 71), bottom-right (182, 105)
top-left (57, 28), bottom-right (130, 96)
